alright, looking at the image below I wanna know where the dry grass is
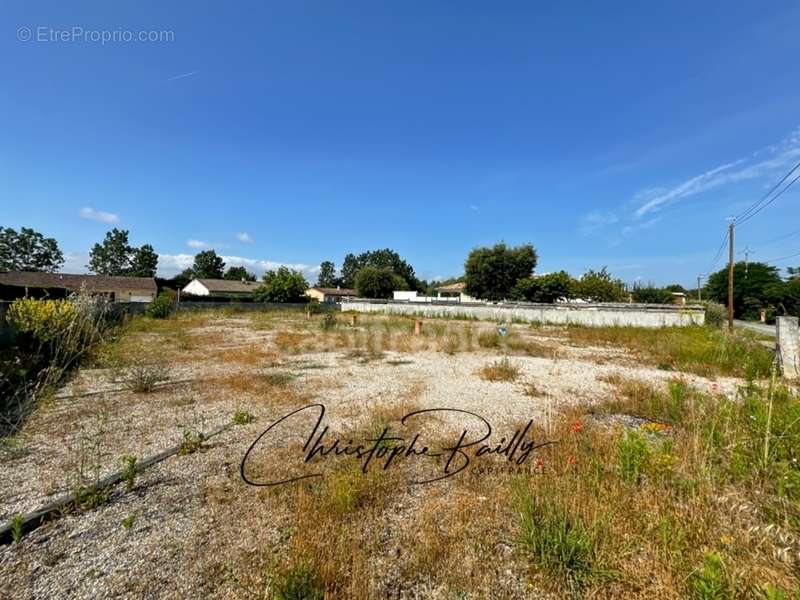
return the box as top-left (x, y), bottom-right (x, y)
top-left (6, 308), bottom-right (799, 599)
top-left (479, 357), bottom-right (522, 382)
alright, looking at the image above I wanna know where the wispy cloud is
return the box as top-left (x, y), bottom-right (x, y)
top-left (634, 127), bottom-right (800, 218)
top-left (469, 205), bottom-right (479, 211)
top-left (235, 232), bottom-right (254, 243)
top-left (167, 70), bottom-right (199, 82)
top-left (158, 253), bottom-right (318, 280)
top-left (186, 239), bottom-right (211, 249)
top-left (80, 206), bottom-right (119, 224)
top-left (579, 211), bottom-right (619, 236)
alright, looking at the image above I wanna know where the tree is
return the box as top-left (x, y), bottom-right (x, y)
top-left (631, 283), bottom-right (672, 304)
top-left (130, 244), bottom-right (159, 277)
top-left (574, 267), bottom-right (627, 302)
top-left (224, 266), bottom-right (256, 281)
top-left (463, 243), bottom-right (537, 301)
top-left (705, 262), bottom-right (782, 319)
top-left (339, 249), bottom-right (419, 290)
top-left (317, 261), bottom-right (338, 287)
top-left (355, 266), bottom-right (407, 299)
top-left (511, 271), bottom-right (574, 303)
top-left (192, 250), bottom-right (225, 279)
top-left (253, 267), bottom-right (308, 303)
top-left (0, 226), bottom-right (64, 272)
top-left (88, 228), bottom-right (135, 275)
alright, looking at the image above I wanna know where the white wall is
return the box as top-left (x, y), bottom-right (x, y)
top-left (341, 300), bottom-right (705, 328)
top-left (182, 280), bottom-right (210, 296)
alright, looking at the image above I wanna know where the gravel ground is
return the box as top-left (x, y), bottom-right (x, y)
top-left (0, 315), bottom-right (742, 598)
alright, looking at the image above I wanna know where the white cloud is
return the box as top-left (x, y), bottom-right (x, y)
top-left (634, 127), bottom-right (800, 218)
top-left (235, 232), bottom-right (254, 243)
top-left (167, 70), bottom-right (199, 82)
top-left (186, 239), bottom-right (211, 249)
top-left (578, 211), bottom-right (619, 236)
top-left (80, 206), bottom-right (119, 224)
top-left (158, 253), bottom-right (318, 281)
top-left (469, 205), bottom-right (479, 211)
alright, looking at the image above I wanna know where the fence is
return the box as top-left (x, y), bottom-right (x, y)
top-left (340, 298), bottom-right (705, 328)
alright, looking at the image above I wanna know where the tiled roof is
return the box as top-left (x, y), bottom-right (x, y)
top-left (0, 271), bottom-right (156, 292)
top-left (309, 287), bottom-right (357, 296)
top-left (194, 278), bottom-right (259, 293)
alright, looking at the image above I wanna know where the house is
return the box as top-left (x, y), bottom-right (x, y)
top-left (181, 278), bottom-right (258, 299)
top-left (0, 271), bottom-right (157, 303)
top-left (435, 282), bottom-right (477, 303)
top-left (306, 286), bottom-right (357, 303)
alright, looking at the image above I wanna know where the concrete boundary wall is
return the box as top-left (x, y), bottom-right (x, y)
top-left (341, 299), bottom-right (705, 328)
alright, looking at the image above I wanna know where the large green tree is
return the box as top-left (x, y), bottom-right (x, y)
top-left (253, 267), bottom-right (308, 302)
top-left (88, 229), bottom-right (159, 277)
top-left (705, 262), bottom-right (782, 319)
top-left (463, 242), bottom-right (537, 301)
top-left (223, 266), bottom-right (256, 281)
top-left (340, 249), bottom-right (418, 290)
top-left (355, 266), bottom-right (407, 299)
top-left (88, 228), bottom-right (135, 275)
top-left (0, 226), bottom-right (64, 272)
top-left (316, 260), bottom-right (338, 287)
top-left (574, 267), bottom-right (627, 302)
top-left (191, 250), bottom-right (225, 279)
top-left (511, 271), bottom-right (574, 303)
top-left (130, 244), bottom-right (159, 277)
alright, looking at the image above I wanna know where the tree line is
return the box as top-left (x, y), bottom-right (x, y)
top-left (4, 225), bottom-right (798, 316)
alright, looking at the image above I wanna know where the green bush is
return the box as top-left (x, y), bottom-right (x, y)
top-left (146, 291), bottom-right (175, 319)
top-left (355, 266), bottom-right (407, 299)
top-left (273, 563), bottom-right (324, 600)
top-left (513, 480), bottom-right (600, 593)
top-left (253, 267), bottom-right (308, 303)
top-left (618, 430), bottom-right (650, 484)
top-left (704, 302), bottom-right (726, 328)
top-left (689, 552), bottom-right (734, 599)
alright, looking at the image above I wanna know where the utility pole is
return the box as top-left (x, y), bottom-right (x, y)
top-left (727, 220), bottom-right (735, 332)
top-left (696, 275), bottom-right (703, 301)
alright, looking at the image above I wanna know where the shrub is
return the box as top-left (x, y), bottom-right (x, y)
top-left (121, 454), bottom-right (138, 490)
top-left (514, 481), bottom-right (600, 593)
top-left (704, 302), bottom-right (726, 328)
top-left (2, 294), bottom-right (109, 435)
top-left (253, 267), bottom-right (308, 303)
top-left (232, 408), bottom-right (254, 425)
top-left (6, 297), bottom-right (77, 344)
top-left (122, 361), bottom-right (169, 393)
top-left (479, 357), bottom-right (521, 382)
top-left (320, 312), bottom-right (337, 331)
top-left (689, 552), bottom-right (734, 599)
top-left (146, 291), bottom-right (176, 319)
top-left (618, 430), bottom-right (650, 484)
top-left (273, 563), bottom-right (325, 600)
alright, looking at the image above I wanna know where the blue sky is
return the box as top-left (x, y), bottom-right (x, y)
top-left (3, 1), bottom-right (800, 286)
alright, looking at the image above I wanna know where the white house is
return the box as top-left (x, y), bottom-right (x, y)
top-left (182, 278), bottom-right (258, 298)
top-left (435, 282), bottom-right (477, 303)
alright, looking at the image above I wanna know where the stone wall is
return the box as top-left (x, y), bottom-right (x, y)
top-left (340, 299), bottom-right (705, 328)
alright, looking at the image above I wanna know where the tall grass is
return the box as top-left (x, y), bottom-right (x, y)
top-left (566, 325), bottom-right (774, 378)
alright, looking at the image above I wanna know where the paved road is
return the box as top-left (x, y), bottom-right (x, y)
top-left (734, 319), bottom-right (776, 337)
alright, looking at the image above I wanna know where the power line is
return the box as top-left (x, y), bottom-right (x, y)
top-left (749, 226), bottom-right (800, 248)
top-left (705, 229), bottom-right (728, 275)
top-left (737, 170), bottom-right (800, 225)
top-left (735, 158), bottom-right (800, 223)
top-left (761, 250), bottom-right (800, 264)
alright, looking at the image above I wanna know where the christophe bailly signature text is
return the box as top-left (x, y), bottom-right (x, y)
top-left (240, 404), bottom-right (556, 486)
